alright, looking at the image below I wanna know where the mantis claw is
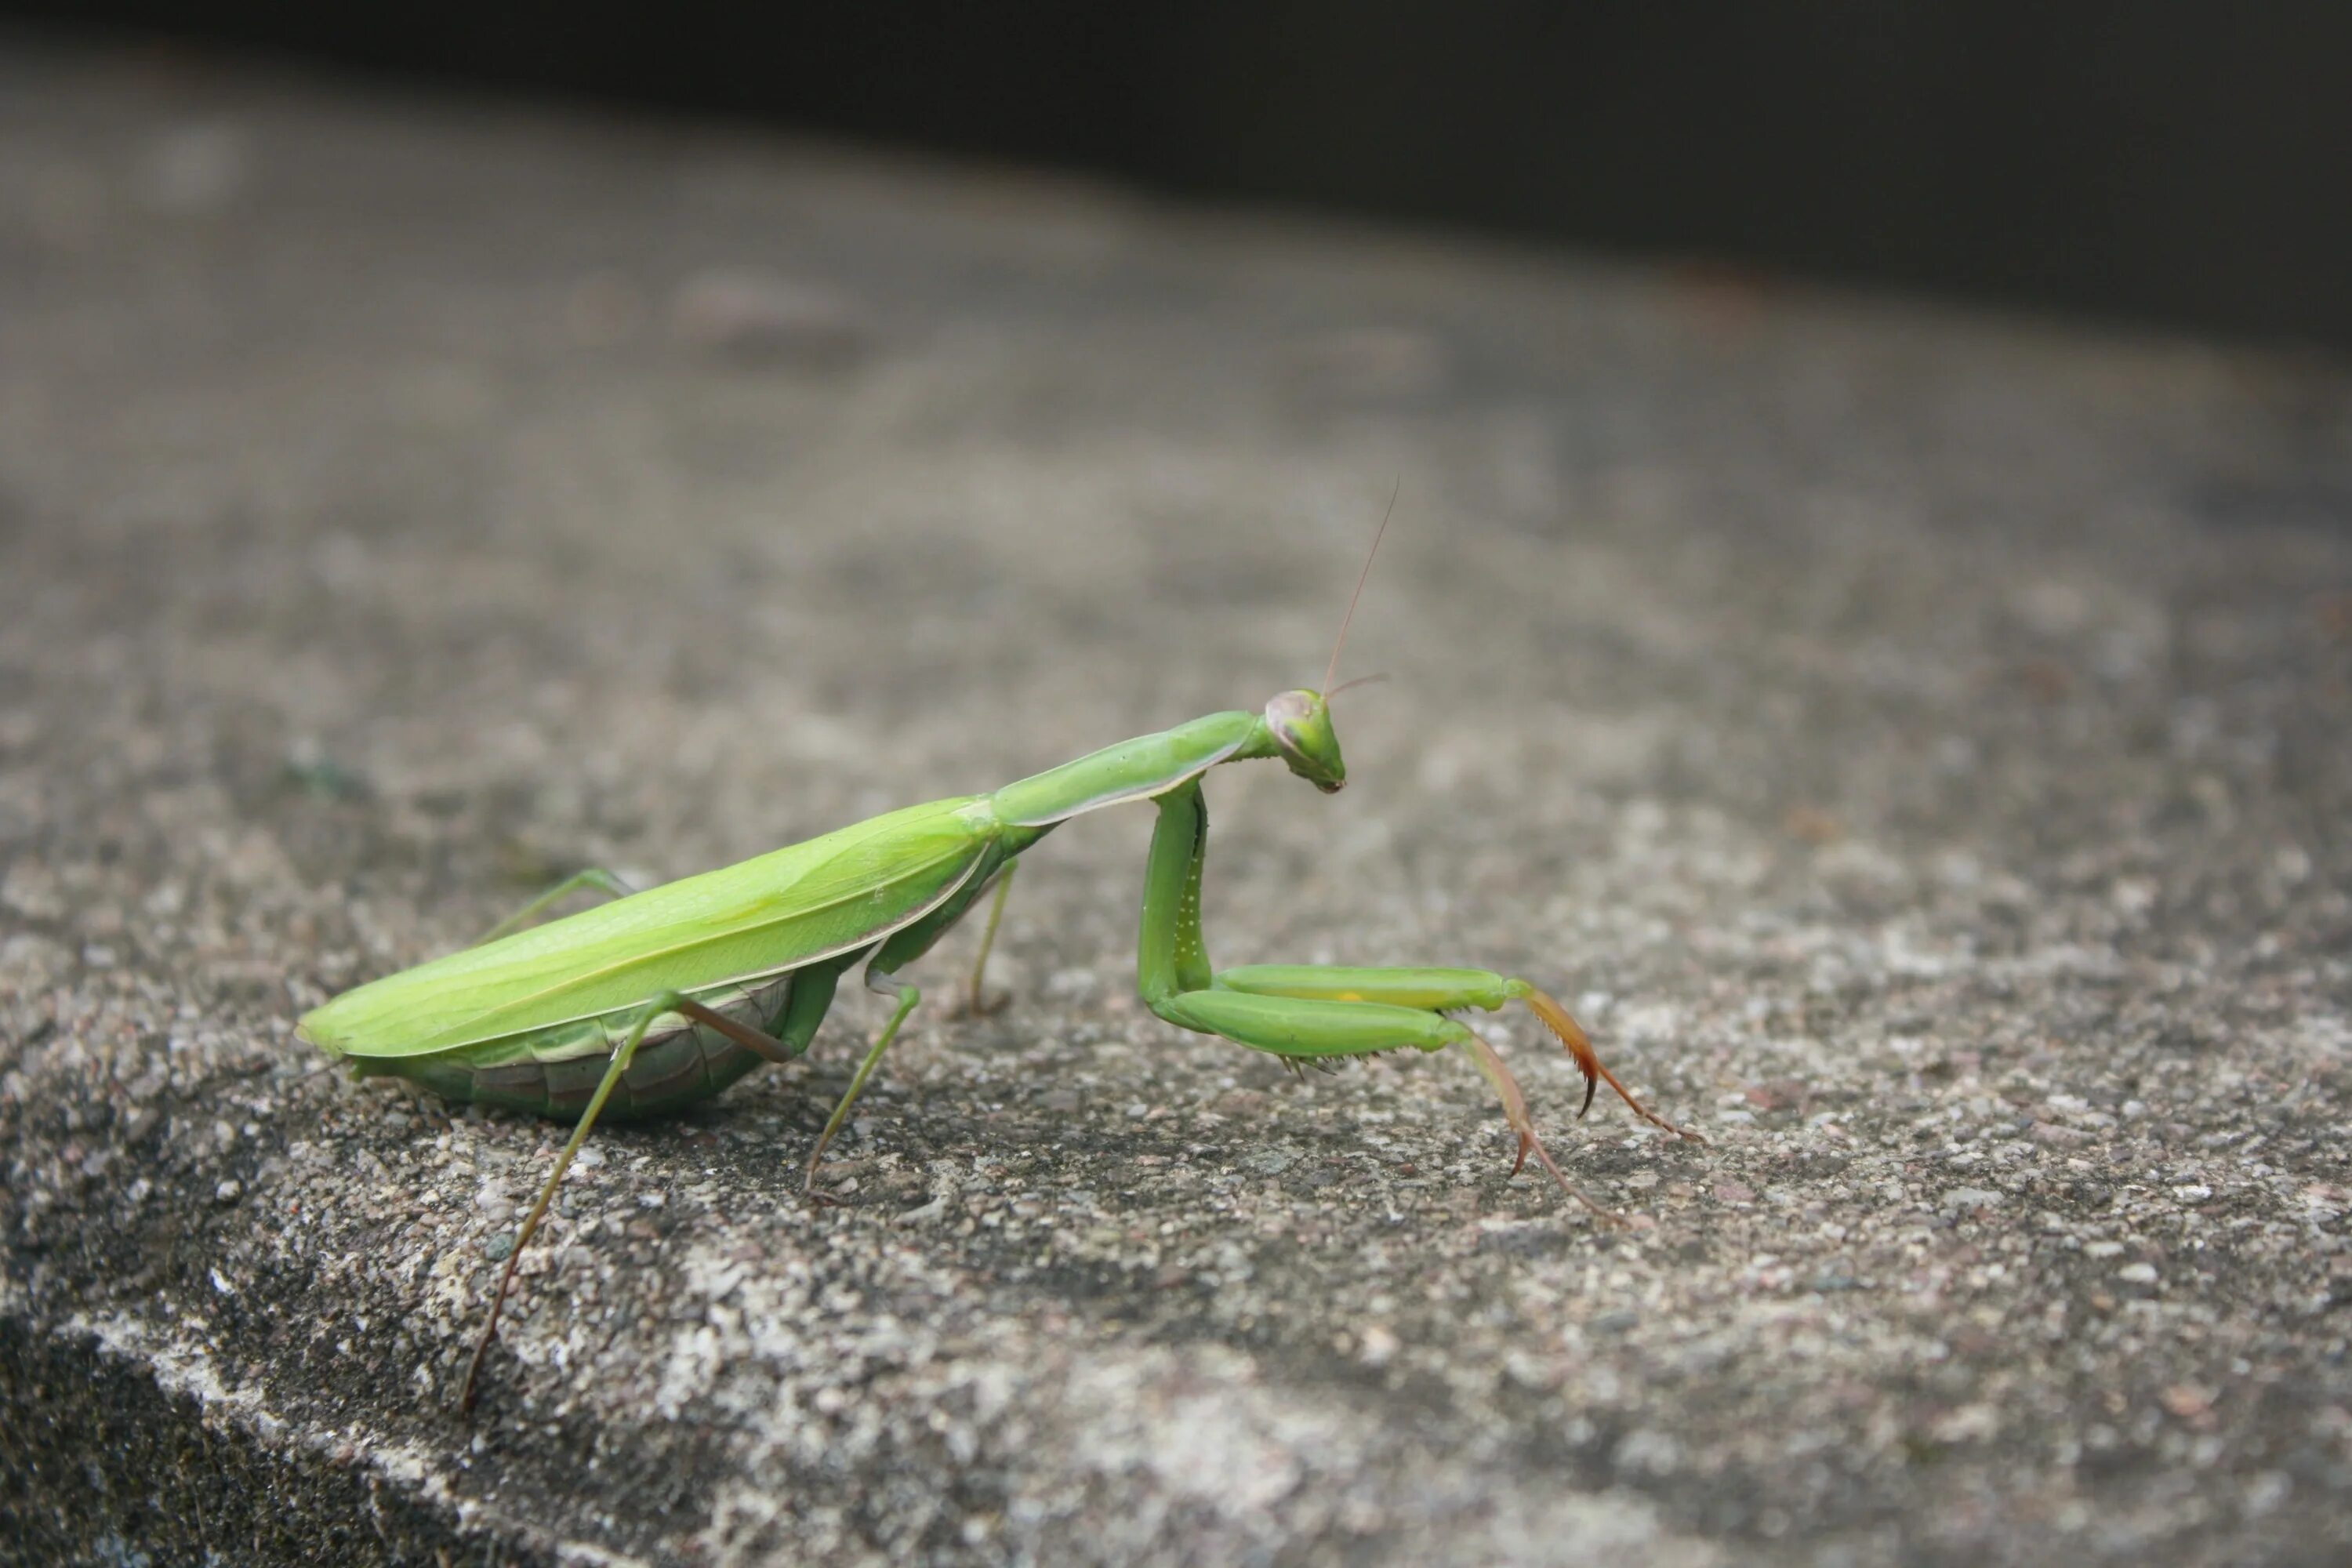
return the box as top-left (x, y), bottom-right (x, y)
top-left (1521, 987), bottom-right (1705, 1144)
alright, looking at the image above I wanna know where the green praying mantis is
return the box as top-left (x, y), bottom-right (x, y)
top-left (297, 514), bottom-right (1702, 1412)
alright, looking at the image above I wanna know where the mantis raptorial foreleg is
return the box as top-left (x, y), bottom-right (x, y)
top-left (1134, 781), bottom-right (1697, 1219)
top-left (472, 868), bottom-right (637, 946)
top-left (1217, 964), bottom-right (1700, 1141)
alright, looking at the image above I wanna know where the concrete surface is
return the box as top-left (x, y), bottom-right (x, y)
top-left (5, 38), bottom-right (2352, 1568)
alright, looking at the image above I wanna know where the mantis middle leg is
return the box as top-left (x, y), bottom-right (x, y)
top-left (953, 862), bottom-right (1017, 1018)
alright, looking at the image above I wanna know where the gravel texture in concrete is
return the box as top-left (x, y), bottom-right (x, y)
top-left (4, 41), bottom-right (2351, 1568)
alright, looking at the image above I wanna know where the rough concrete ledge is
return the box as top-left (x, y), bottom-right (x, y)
top-left (4, 38), bottom-right (2351, 1568)
top-left (3, 1316), bottom-right (552, 1566)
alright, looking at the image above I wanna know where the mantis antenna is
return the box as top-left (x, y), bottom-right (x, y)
top-left (1323, 479), bottom-right (1398, 695)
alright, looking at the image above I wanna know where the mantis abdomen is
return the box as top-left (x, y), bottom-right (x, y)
top-left (358, 968), bottom-right (818, 1121)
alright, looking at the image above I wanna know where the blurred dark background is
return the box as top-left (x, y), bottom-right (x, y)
top-left (9, 2), bottom-right (2351, 354)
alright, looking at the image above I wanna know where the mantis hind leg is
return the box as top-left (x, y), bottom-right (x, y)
top-left (471, 867), bottom-right (637, 947)
top-left (460, 989), bottom-right (798, 1414)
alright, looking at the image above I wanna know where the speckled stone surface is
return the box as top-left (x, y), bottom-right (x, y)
top-left (5, 40), bottom-right (2351, 1568)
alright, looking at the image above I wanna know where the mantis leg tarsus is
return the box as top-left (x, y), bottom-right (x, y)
top-left (1461, 1027), bottom-right (1622, 1225)
top-left (802, 972), bottom-right (922, 1196)
top-left (472, 867), bottom-right (637, 948)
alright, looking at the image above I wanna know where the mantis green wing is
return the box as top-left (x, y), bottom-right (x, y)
top-left (299, 795), bottom-right (996, 1061)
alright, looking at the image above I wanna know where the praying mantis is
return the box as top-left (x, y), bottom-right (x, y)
top-left (296, 514), bottom-right (1701, 1411)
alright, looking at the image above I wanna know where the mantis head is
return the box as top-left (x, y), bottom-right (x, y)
top-left (1265, 689), bottom-right (1345, 792)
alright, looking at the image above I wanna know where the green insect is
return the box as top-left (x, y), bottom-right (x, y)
top-left (297, 516), bottom-right (1700, 1411)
